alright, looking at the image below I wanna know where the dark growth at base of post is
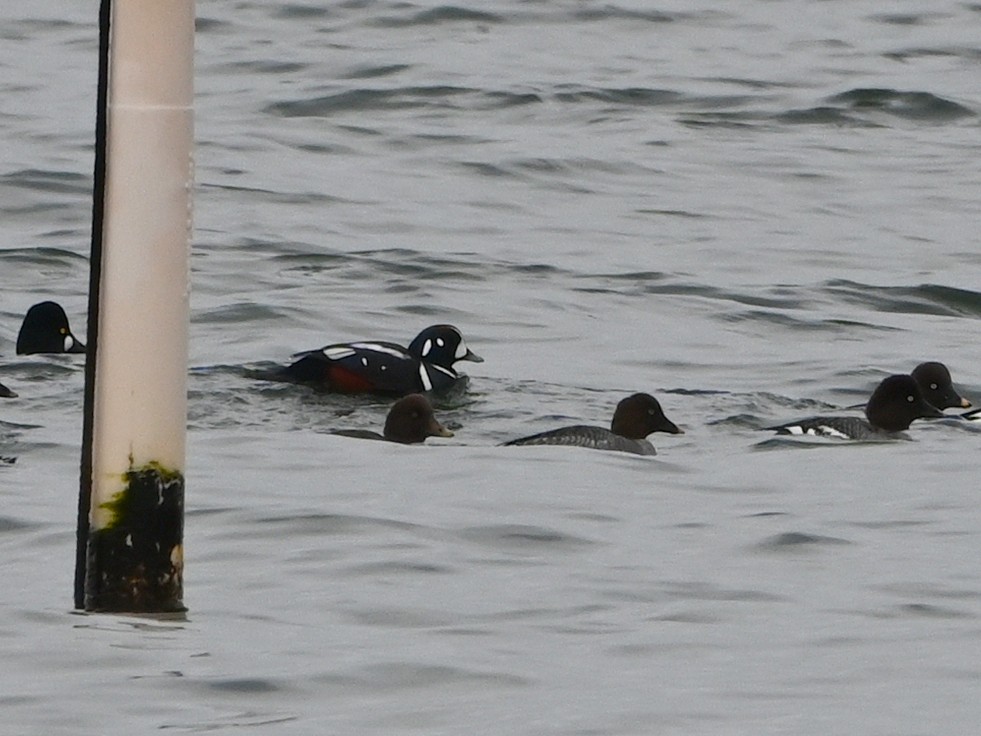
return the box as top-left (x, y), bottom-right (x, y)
top-left (84, 463), bottom-right (186, 613)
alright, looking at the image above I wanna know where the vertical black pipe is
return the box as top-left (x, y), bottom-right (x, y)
top-left (75, 0), bottom-right (111, 610)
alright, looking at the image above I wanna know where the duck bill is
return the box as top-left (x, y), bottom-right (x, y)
top-left (66, 335), bottom-right (87, 353)
top-left (462, 348), bottom-right (483, 364)
top-left (430, 421), bottom-right (454, 438)
top-left (662, 420), bottom-right (684, 435)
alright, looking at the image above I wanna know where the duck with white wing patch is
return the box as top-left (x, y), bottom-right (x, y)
top-left (765, 374), bottom-right (943, 440)
top-left (260, 324), bottom-right (482, 396)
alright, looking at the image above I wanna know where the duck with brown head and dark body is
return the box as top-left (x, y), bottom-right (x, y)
top-left (332, 394), bottom-right (454, 445)
top-left (502, 393), bottom-right (683, 456)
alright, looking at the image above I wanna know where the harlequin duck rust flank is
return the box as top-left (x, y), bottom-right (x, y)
top-left (503, 393), bottom-right (683, 456)
top-left (267, 324), bottom-right (482, 396)
top-left (332, 394), bottom-right (453, 444)
top-left (765, 374), bottom-right (943, 440)
top-left (16, 301), bottom-right (86, 355)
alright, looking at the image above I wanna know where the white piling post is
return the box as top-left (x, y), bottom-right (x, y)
top-left (77, 0), bottom-right (195, 613)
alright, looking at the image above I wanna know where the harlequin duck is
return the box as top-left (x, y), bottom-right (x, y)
top-left (911, 361), bottom-right (970, 410)
top-left (269, 324), bottom-right (482, 396)
top-left (0, 380), bottom-right (16, 399)
top-left (766, 374), bottom-right (943, 439)
top-left (332, 394), bottom-right (453, 444)
top-left (502, 393), bottom-right (683, 456)
top-left (16, 301), bottom-right (86, 355)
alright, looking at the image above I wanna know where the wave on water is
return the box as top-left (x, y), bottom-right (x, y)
top-left (0, 168), bottom-right (91, 196)
top-left (753, 532), bottom-right (853, 550)
top-left (265, 86), bottom-right (541, 117)
top-left (264, 83), bottom-right (761, 121)
top-left (249, 248), bottom-right (981, 317)
top-left (456, 523), bottom-right (595, 553)
top-left (367, 6), bottom-right (505, 27)
top-left (824, 88), bottom-right (975, 121)
top-left (352, 4), bottom-right (686, 28)
top-left (823, 281), bottom-right (981, 318)
top-left (681, 88), bottom-right (975, 128)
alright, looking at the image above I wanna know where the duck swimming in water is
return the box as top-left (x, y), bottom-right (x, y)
top-left (502, 393), bottom-right (682, 456)
top-left (332, 394), bottom-right (454, 444)
top-left (16, 301), bottom-right (85, 355)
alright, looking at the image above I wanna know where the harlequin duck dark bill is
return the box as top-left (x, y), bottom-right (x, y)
top-left (0, 380), bottom-right (16, 398)
top-left (456, 342), bottom-right (483, 363)
top-left (16, 301), bottom-right (86, 355)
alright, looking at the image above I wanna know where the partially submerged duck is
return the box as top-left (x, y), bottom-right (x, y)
top-left (332, 393), bottom-right (454, 444)
top-left (16, 301), bottom-right (85, 355)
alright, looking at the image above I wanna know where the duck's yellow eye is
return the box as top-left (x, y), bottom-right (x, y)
top-left (60, 327), bottom-right (67, 335)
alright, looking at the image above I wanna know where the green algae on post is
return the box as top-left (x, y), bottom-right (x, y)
top-left (84, 462), bottom-right (185, 613)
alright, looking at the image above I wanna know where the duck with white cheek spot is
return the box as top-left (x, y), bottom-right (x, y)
top-left (263, 324), bottom-right (482, 397)
top-left (16, 301), bottom-right (86, 355)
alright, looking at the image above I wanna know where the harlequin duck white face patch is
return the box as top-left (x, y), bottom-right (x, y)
top-left (64, 335), bottom-right (75, 352)
top-left (454, 340), bottom-right (468, 360)
top-left (421, 339), bottom-right (433, 357)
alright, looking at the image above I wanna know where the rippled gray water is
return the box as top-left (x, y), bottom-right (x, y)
top-left (2, 1), bottom-right (981, 733)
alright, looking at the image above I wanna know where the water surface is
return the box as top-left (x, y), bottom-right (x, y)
top-left (1, 1), bottom-right (980, 733)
